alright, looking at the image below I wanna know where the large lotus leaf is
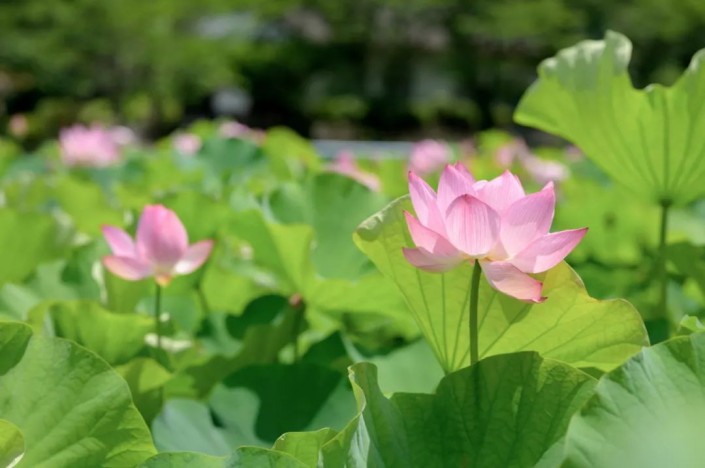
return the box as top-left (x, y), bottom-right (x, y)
top-left (165, 295), bottom-right (298, 399)
top-left (0, 209), bottom-right (71, 286)
top-left (272, 428), bottom-right (337, 466)
top-left (515, 30), bottom-right (705, 205)
top-left (152, 399), bottom-right (231, 456)
top-left (230, 209), bottom-right (414, 336)
top-left (667, 241), bottom-right (705, 297)
top-left (29, 300), bottom-right (153, 365)
top-left (261, 127), bottom-right (321, 180)
top-left (116, 358), bottom-right (172, 424)
top-left (268, 173), bottom-right (386, 279)
top-left (230, 209), bottom-right (315, 295)
top-left (354, 197), bottom-right (648, 373)
top-left (235, 355), bottom-right (596, 467)
top-left (563, 333), bottom-right (705, 467)
top-left (554, 177), bottom-right (658, 264)
top-left (209, 363), bottom-right (356, 444)
top-left (53, 175), bottom-right (123, 235)
top-left (0, 321), bottom-right (155, 466)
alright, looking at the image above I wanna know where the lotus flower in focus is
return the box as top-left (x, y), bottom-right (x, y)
top-left (102, 205), bottom-right (213, 286)
top-left (327, 150), bottom-right (381, 191)
top-left (59, 124), bottom-right (123, 168)
top-left (403, 164), bottom-right (587, 302)
top-left (409, 139), bottom-right (452, 175)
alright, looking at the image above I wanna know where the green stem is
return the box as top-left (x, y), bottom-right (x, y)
top-left (154, 283), bottom-right (162, 352)
top-left (470, 261), bottom-right (482, 366)
top-left (290, 296), bottom-right (305, 363)
top-left (657, 200), bottom-right (671, 321)
top-left (196, 283), bottom-right (210, 316)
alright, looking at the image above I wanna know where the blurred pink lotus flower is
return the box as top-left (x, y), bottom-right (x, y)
top-left (495, 138), bottom-right (570, 184)
top-left (173, 132), bottom-right (202, 156)
top-left (109, 126), bottom-right (137, 147)
top-left (327, 150), bottom-right (381, 191)
top-left (59, 124), bottom-right (123, 168)
top-left (219, 120), bottom-right (265, 144)
top-left (409, 139), bottom-right (452, 175)
top-left (102, 205), bottom-right (214, 286)
top-left (8, 114), bottom-right (28, 138)
top-left (219, 120), bottom-right (250, 139)
top-left (522, 155), bottom-right (570, 185)
top-left (403, 164), bottom-right (586, 302)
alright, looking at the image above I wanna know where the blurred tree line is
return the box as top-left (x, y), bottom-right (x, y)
top-left (1, 0), bottom-right (704, 141)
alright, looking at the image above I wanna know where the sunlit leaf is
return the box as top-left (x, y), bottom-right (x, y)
top-left (563, 333), bottom-right (705, 467)
top-left (515, 30), bottom-right (705, 204)
top-left (354, 196), bottom-right (648, 373)
top-left (0, 321), bottom-right (155, 466)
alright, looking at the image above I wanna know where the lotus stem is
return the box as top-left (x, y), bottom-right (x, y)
top-left (470, 260), bottom-right (482, 366)
top-left (657, 200), bottom-right (671, 326)
top-left (289, 294), bottom-right (305, 362)
top-left (155, 283), bottom-right (162, 352)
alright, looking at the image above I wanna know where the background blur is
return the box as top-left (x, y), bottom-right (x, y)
top-left (2, 0), bottom-right (704, 145)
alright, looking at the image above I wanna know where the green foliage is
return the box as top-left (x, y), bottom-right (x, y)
top-left (516, 31), bottom-right (705, 205)
top-left (0, 419), bottom-right (24, 468)
top-left (0, 209), bottom-right (71, 287)
top-left (355, 196), bottom-right (648, 373)
top-left (29, 300), bottom-right (153, 365)
top-left (563, 333), bottom-right (705, 467)
top-left (0, 321), bottom-right (155, 466)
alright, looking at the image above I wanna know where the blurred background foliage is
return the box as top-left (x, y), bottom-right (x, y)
top-left (1, 0), bottom-right (705, 143)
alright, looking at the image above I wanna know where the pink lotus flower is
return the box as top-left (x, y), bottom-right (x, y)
top-left (495, 138), bottom-right (570, 184)
top-left (403, 164), bottom-right (587, 302)
top-left (219, 120), bottom-right (265, 144)
top-left (409, 139), bottom-right (452, 175)
top-left (102, 205), bottom-right (214, 286)
top-left (173, 132), bottom-right (202, 156)
top-left (327, 150), bottom-right (381, 191)
top-left (59, 124), bottom-right (123, 168)
top-left (8, 114), bottom-right (28, 138)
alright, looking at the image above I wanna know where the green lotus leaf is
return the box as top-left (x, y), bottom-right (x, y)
top-left (563, 333), bottom-right (705, 467)
top-left (354, 196), bottom-right (648, 373)
top-left (515, 30), bottom-right (705, 205)
top-left (0, 419), bottom-right (24, 467)
top-left (234, 355), bottom-right (596, 467)
top-left (0, 209), bottom-right (71, 287)
top-left (0, 321), bottom-right (155, 466)
top-left (29, 300), bottom-right (153, 365)
top-left (268, 172), bottom-right (386, 279)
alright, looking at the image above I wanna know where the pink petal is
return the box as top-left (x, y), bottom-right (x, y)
top-left (404, 211), bottom-right (458, 256)
top-left (474, 170), bottom-right (526, 212)
top-left (102, 255), bottom-right (152, 281)
top-left (403, 247), bottom-right (465, 272)
top-left (408, 172), bottom-right (445, 234)
top-left (498, 184), bottom-right (556, 257)
top-left (101, 225), bottom-right (136, 257)
top-left (136, 205), bottom-right (189, 268)
top-left (480, 260), bottom-right (545, 303)
top-left (174, 240), bottom-right (214, 275)
top-left (437, 163), bottom-right (476, 212)
top-left (510, 228), bottom-right (588, 273)
top-left (444, 195), bottom-right (500, 257)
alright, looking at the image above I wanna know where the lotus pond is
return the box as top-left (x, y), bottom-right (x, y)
top-left (2, 32), bottom-right (705, 467)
